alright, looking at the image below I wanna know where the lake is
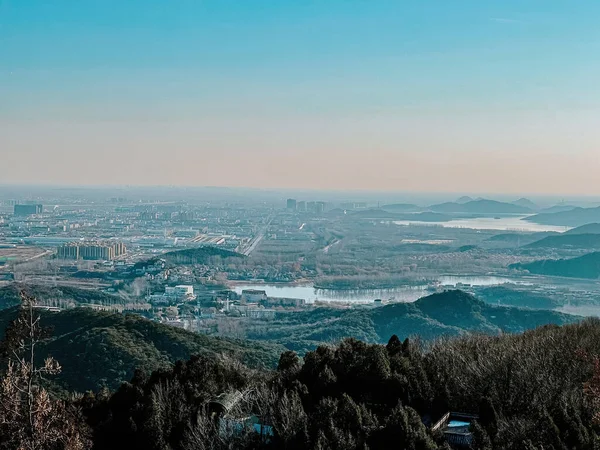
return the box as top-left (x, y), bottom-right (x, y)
top-left (438, 275), bottom-right (532, 287)
top-left (232, 283), bottom-right (426, 304)
top-left (231, 276), bottom-right (528, 304)
top-left (394, 216), bottom-right (570, 233)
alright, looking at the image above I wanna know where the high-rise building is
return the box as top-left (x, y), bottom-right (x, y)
top-left (286, 199), bottom-right (297, 211)
top-left (315, 201), bottom-right (326, 213)
top-left (14, 204), bottom-right (43, 216)
top-left (297, 201), bottom-right (306, 212)
top-left (57, 241), bottom-right (127, 261)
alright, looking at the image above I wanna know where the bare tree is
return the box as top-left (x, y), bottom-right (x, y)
top-left (0, 292), bottom-right (90, 450)
top-left (584, 355), bottom-right (600, 424)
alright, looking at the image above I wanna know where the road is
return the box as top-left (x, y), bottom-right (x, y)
top-left (240, 217), bottom-right (272, 256)
top-left (323, 239), bottom-right (341, 254)
top-left (24, 249), bottom-right (54, 262)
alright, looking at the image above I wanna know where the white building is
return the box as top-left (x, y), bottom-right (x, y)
top-left (165, 285), bottom-right (195, 299)
top-left (247, 309), bottom-right (276, 320)
top-left (241, 289), bottom-right (267, 303)
top-left (148, 294), bottom-right (171, 305)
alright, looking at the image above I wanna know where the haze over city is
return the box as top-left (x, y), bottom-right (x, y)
top-left (5, 2), bottom-right (600, 448)
top-left (3, 0), bottom-right (600, 194)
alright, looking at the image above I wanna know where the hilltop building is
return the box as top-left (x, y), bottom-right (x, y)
top-left (431, 412), bottom-right (478, 448)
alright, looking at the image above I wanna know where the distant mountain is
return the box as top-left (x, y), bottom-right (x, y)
top-left (456, 196), bottom-right (474, 204)
top-left (525, 233), bottom-right (600, 250)
top-left (252, 290), bottom-right (576, 352)
top-left (380, 203), bottom-right (422, 212)
top-left (510, 252), bottom-right (600, 279)
top-left (565, 223), bottom-right (600, 235)
top-left (485, 232), bottom-right (557, 247)
top-left (0, 307), bottom-right (283, 392)
top-left (539, 204), bottom-right (578, 214)
top-left (525, 206), bottom-right (600, 227)
top-left (429, 199), bottom-right (533, 214)
top-left (513, 198), bottom-right (539, 210)
top-left (352, 210), bottom-right (452, 221)
top-left (475, 286), bottom-right (560, 310)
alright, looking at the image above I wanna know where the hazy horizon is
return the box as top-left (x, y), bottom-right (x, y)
top-left (3, 1), bottom-right (600, 194)
top-left (2, 184), bottom-right (600, 209)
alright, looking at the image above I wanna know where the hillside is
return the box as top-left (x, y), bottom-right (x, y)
top-left (351, 210), bottom-right (452, 221)
top-left (380, 203), bottom-right (421, 212)
top-left (373, 290), bottom-right (574, 339)
top-left (151, 245), bottom-right (245, 266)
top-left (525, 206), bottom-right (600, 227)
top-left (539, 204), bottom-right (578, 214)
top-left (0, 307), bottom-right (283, 392)
top-left (510, 252), bottom-right (600, 279)
top-left (565, 223), bottom-right (600, 235)
top-left (485, 231), bottom-right (556, 247)
top-left (473, 285), bottom-right (561, 309)
top-left (525, 233), bottom-right (600, 249)
top-left (429, 199), bottom-right (532, 214)
top-left (86, 319), bottom-right (600, 450)
top-left (249, 290), bottom-right (576, 352)
top-left (0, 283), bottom-right (130, 310)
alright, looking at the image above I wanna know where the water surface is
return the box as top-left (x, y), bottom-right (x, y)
top-left (394, 216), bottom-right (570, 233)
top-left (232, 275), bottom-right (528, 304)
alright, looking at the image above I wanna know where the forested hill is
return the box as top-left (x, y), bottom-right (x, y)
top-left (428, 199), bottom-right (532, 214)
top-left (0, 307), bottom-right (283, 392)
top-left (525, 233), bottom-right (600, 249)
top-left (249, 290), bottom-right (577, 352)
top-left (526, 206), bottom-right (600, 226)
top-left (510, 252), bottom-right (600, 279)
top-left (0, 283), bottom-right (130, 310)
top-left (86, 318), bottom-right (600, 450)
top-left (161, 246), bottom-right (245, 264)
top-left (565, 223), bottom-right (600, 235)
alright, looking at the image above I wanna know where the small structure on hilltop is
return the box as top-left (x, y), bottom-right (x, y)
top-left (208, 391), bottom-right (244, 417)
top-left (206, 391), bottom-right (273, 442)
top-left (431, 412), bottom-right (479, 448)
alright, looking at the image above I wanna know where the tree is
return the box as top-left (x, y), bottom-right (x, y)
top-left (471, 422), bottom-right (492, 450)
top-left (386, 335), bottom-right (403, 357)
top-left (584, 355), bottom-right (600, 425)
top-left (0, 292), bottom-right (90, 450)
top-left (478, 397), bottom-right (499, 440)
top-left (277, 351), bottom-right (300, 375)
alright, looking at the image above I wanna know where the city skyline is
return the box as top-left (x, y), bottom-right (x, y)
top-left (2, 1), bottom-right (600, 194)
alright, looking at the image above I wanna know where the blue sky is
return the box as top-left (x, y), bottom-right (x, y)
top-left (2, 0), bottom-right (600, 193)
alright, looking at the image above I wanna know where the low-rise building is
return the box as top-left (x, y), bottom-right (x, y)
top-left (246, 308), bottom-right (276, 320)
top-left (241, 289), bottom-right (267, 303)
top-left (263, 297), bottom-right (305, 308)
top-left (166, 285), bottom-right (194, 297)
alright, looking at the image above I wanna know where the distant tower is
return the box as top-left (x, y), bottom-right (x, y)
top-left (286, 199), bottom-right (297, 211)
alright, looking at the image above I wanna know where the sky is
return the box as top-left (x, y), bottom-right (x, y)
top-left (2, 0), bottom-right (600, 195)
